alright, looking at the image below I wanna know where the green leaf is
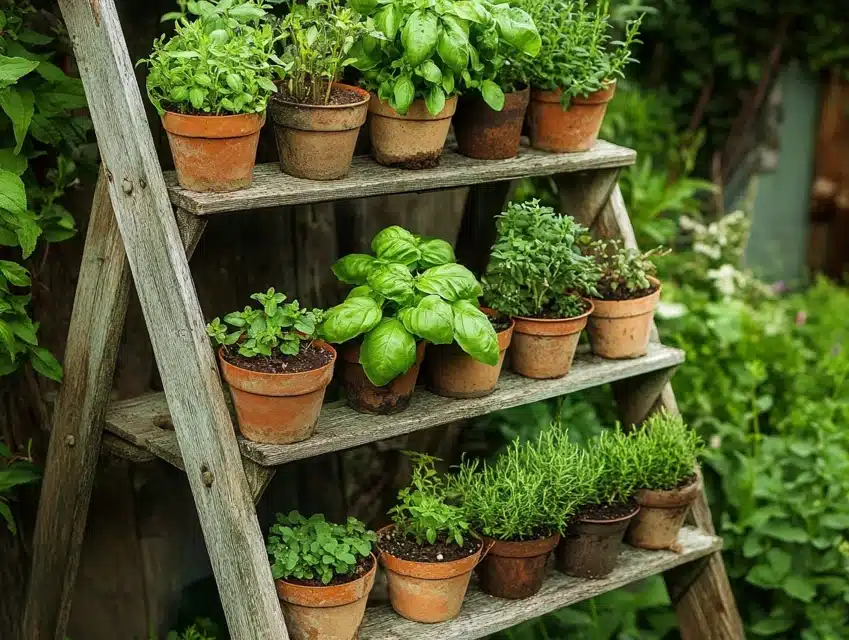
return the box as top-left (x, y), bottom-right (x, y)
top-left (424, 84), bottom-right (446, 117)
top-left (480, 79), bottom-right (505, 111)
top-left (749, 617), bottom-right (794, 636)
top-left (0, 464), bottom-right (40, 493)
top-left (417, 60), bottom-right (443, 84)
top-left (437, 15), bottom-right (469, 73)
top-left (368, 263), bottom-right (415, 305)
top-left (374, 5), bottom-right (401, 40)
top-left (392, 76), bottom-right (415, 115)
top-left (493, 6), bottom-right (541, 57)
top-left (415, 263), bottom-right (482, 302)
top-left (399, 295), bottom-right (454, 345)
top-left (764, 521), bottom-right (808, 543)
top-left (451, 1), bottom-right (491, 23)
top-left (360, 318), bottom-right (417, 386)
top-left (765, 548), bottom-right (792, 580)
top-left (321, 297), bottom-right (383, 344)
top-left (0, 87), bottom-right (35, 153)
top-left (782, 575), bottom-right (816, 602)
top-left (441, 69), bottom-right (455, 95)
top-left (0, 501), bottom-right (15, 534)
top-left (0, 56), bottom-right (39, 88)
top-left (402, 10), bottom-right (439, 67)
top-left (0, 148), bottom-right (27, 176)
top-left (0, 169), bottom-right (26, 216)
top-left (418, 239), bottom-right (455, 269)
top-left (371, 226), bottom-right (420, 264)
top-left (332, 254), bottom-right (376, 285)
top-left (0, 260), bottom-right (30, 287)
top-left (452, 300), bottom-right (499, 365)
top-left (348, 0), bottom-right (378, 14)
top-left (29, 346), bottom-right (62, 382)
top-left (820, 513), bottom-right (849, 529)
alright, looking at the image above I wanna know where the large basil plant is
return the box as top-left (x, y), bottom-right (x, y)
top-left (350, 0), bottom-right (540, 115)
top-left (321, 226), bottom-right (498, 386)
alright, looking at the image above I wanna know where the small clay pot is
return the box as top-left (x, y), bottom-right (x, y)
top-left (162, 111), bottom-right (265, 192)
top-left (377, 525), bottom-right (483, 623)
top-left (556, 506), bottom-right (639, 579)
top-left (527, 82), bottom-right (616, 153)
top-left (454, 87), bottom-right (530, 160)
top-left (426, 311), bottom-right (514, 398)
top-left (340, 341), bottom-right (426, 414)
top-left (477, 533), bottom-right (559, 599)
top-left (510, 301), bottom-right (594, 379)
top-left (218, 341), bottom-right (336, 444)
top-left (275, 554), bottom-right (377, 640)
top-left (268, 83), bottom-right (370, 180)
top-left (627, 476), bottom-right (702, 550)
top-left (368, 94), bottom-right (457, 169)
top-left (588, 277), bottom-right (662, 359)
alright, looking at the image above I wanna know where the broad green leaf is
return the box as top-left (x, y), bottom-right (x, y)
top-left (419, 238), bottom-right (455, 269)
top-left (29, 346), bottom-right (62, 382)
top-left (452, 300), bottom-right (498, 365)
top-left (782, 575), bottom-right (816, 602)
top-left (392, 75), bottom-right (415, 115)
top-left (0, 55), bottom-right (39, 88)
top-left (7, 318), bottom-right (37, 346)
top-left (764, 521), bottom-right (808, 543)
top-left (441, 69), bottom-right (455, 95)
top-left (348, 0), bottom-right (378, 14)
top-left (0, 501), bottom-right (15, 534)
top-left (765, 548), bottom-right (792, 580)
top-left (0, 170), bottom-right (25, 216)
top-left (415, 263), bottom-right (482, 301)
top-left (374, 4), bottom-right (401, 39)
top-left (367, 263), bottom-right (415, 305)
top-left (34, 77), bottom-right (87, 116)
top-left (360, 318), bottom-right (417, 386)
top-left (15, 213), bottom-right (41, 259)
top-left (493, 6), bottom-right (541, 57)
top-left (0, 148), bottom-right (27, 176)
top-left (481, 79), bottom-right (505, 111)
top-left (0, 320), bottom-right (16, 357)
top-left (332, 253), bottom-right (376, 285)
top-left (399, 295), bottom-right (454, 344)
top-left (402, 10), bottom-right (439, 67)
top-left (437, 15), bottom-right (469, 73)
top-left (0, 260), bottom-right (32, 287)
top-left (451, 1), bottom-right (491, 23)
top-left (417, 60), bottom-right (443, 84)
top-left (371, 226), bottom-right (420, 264)
top-left (321, 297), bottom-right (383, 344)
top-left (820, 513), bottom-right (849, 529)
top-left (746, 563), bottom-right (779, 588)
top-left (749, 617), bottom-right (794, 636)
top-left (0, 464), bottom-right (40, 493)
top-left (424, 84), bottom-right (446, 116)
top-left (0, 87), bottom-right (35, 153)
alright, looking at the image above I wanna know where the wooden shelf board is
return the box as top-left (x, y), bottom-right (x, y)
top-left (166, 140), bottom-right (636, 215)
top-left (361, 526), bottom-right (721, 640)
top-left (104, 344), bottom-right (683, 470)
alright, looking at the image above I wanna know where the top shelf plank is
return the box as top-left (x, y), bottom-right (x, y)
top-left (166, 140), bottom-right (636, 215)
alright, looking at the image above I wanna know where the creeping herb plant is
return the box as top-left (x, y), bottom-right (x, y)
top-left (630, 411), bottom-right (703, 491)
top-left (591, 239), bottom-right (668, 299)
top-left (267, 511), bottom-right (376, 585)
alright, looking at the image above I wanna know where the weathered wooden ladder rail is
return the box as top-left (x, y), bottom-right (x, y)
top-left (22, 1), bottom-right (744, 638)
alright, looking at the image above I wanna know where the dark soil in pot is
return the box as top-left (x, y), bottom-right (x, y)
top-left (477, 533), bottom-right (560, 600)
top-left (220, 342), bottom-right (333, 374)
top-left (556, 500), bottom-right (639, 579)
top-left (282, 554), bottom-right (374, 588)
top-left (377, 528), bottom-right (482, 563)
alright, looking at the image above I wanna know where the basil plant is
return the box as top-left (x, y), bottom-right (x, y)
top-left (321, 226), bottom-right (498, 386)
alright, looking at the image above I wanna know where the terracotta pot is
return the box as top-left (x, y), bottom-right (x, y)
top-left (510, 301), bottom-right (594, 379)
top-left (527, 82), bottom-right (616, 153)
top-left (162, 111), bottom-right (264, 192)
top-left (275, 554), bottom-right (377, 640)
top-left (377, 525), bottom-right (483, 623)
top-left (627, 476), bottom-right (702, 550)
top-left (556, 506), bottom-right (639, 579)
top-left (426, 311), bottom-right (514, 398)
top-left (268, 83), bottom-right (370, 180)
top-left (588, 277), bottom-right (662, 359)
top-left (454, 87), bottom-right (530, 160)
top-left (218, 341), bottom-right (336, 444)
top-left (477, 533), bottom-right (559, 599)
top-left (368, 94), bottom-right (457, 169)
top-left (340, 341), bottom-right (426, 414)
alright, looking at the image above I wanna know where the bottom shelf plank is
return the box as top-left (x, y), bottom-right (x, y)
top-left (360, 527), bottom-right (721, 640)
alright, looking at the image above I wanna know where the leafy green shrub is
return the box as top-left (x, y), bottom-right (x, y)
top-left (141, 0), bottom-right (279, 115)
top-left (591, 239), bottom-right (666, 299)
top-left (390, 451), bottom-right (470, 546)
top-left (166, 618), bottom-right (220, 640)
top-left (585, 427), bottom-right (639, 507)
top-left (517, 0), bottom-right (642, 106)
top-left (629, 411), bottom-right (702, 491)
top-left (206, 288), bottom-right (324, 358)
top-left (482, 200), bottom-right (600, 318)
top-left (321, 226), bottom-right (497, 386)
top-left (267, 511), bottom-right (376, 584)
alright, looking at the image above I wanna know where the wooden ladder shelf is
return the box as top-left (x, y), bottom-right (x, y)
top-left (23, 1), bottom-right (745, 639)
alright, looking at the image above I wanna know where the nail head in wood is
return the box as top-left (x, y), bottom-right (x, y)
top-left (201, 468), bottom-right (214, 487)
top-left (65, 435), bottom-right (75, 447)
top-left (121, 178), bottom-right (133, 194)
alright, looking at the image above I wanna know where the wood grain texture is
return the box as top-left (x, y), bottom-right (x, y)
top-left (167, 141), bottom-right (636, 215)
top-left (52, 2), bottom-right (288, 638)
top-left (360, 527), bottom-right (721, 640)
top-left (103, 344), bottom-right (684, 469)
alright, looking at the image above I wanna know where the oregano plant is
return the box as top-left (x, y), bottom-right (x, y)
top-left (591, 239), bottom-right (668, 299)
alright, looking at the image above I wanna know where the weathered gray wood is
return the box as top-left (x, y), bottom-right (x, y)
top-left (454, 182), bottom-right (514, 276)
top-left (613, 367), bottom-right (678, 428)
top-left (168, 141), bottom-right (636, 215)
top-left (360, 527), bottom-right (721, 640)
top-left (556, 168), bottom-right (621, 226)
top-left (52, 2), bottom-right (288, 638)
top-left (103, 344), bottom-right (684, 468)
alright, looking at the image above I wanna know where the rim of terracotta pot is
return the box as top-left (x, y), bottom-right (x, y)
top-left (576, 502), bottom-right (641, 525)
top-left (272, 82), bottom-right (371, 111)
top-left (341, 340), bottom-right (427, 366)
top-left (512, 299), bottom-right (595, 337)
top-left (275, 553), bottom-right (377, 608)
top-left (590, 277), bottom-right (662, 319)
top-left (480, 307), bottom-right (516, 350)
top-left (376, 525), bottom-right (483, 580)
top-left (636, 473), bottom-right (702, 509)
top-left (217, 340), bottom-right (336, 397)
top-left (531, 81), bottom-right (616, 106)
top-left (368, 93), bottom-right (458, 121)
top-left (268, 83), bottom-right (371, 133)
top-left (161, 110), bottom-right (266, 138)
top-left (482, 532), bottom-right (560, 559)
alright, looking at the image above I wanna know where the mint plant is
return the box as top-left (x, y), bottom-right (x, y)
top-left (141, 0), bottom-right (280, 115)
top-left (591, 239), bottom-right (668, 299)
top-left (630, 411), bottom-right (703, 491)
top-left (321, 226), bottom-right (498, 386)
top-left (390, 451), bottom-right (469, 546)
top-left (206, 288), bottom-right (324, 358)
top-left (482, 200), bottom-right (600, 319)
top-left (267, 511), bottom-right (376, 585)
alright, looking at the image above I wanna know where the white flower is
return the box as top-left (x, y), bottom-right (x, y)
top-left (694, 241), bottom-right (721, 260)
top-left (657, 301), bottom-right (688, 319)
top-left (707, 264), bottom-right (740, 298)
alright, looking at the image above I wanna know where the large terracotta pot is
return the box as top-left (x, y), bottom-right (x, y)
top-left (556, 506), bottom-right (639, 579)
top-left (218, 341), bottom-right (336, 444)
top-left (627, 476), bottom-right (702, 550)
top-left (587, 277), bottom-right (662, 359)
top-left (510, 301), bottom-right (594, 379)
top-left (162, 111), bottom-right (264, 192)
top-left (368, 94), bottom-right (457, 169)
top-left (340, 341), bottom-right (426, 414)
top-left (377, 525), bottom-right (483, 623)
top-left (426, 311), bottom-right (514, 398)
top-left (477, 533), bottom-right (559, 599)
top-left (453, 87), bottom-right (530, 160)
top-left (527, 82), bottom-right (616, 153)
top-left (268, 83), bottom-right (370, 180)
top-left (275, 554), bottom-right (376, 640)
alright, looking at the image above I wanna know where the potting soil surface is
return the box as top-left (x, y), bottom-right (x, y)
top-left (280, 553), bottom-right (374, 587)
top-left (378, 528), bottom-right (483, 563)
top-left (221, 342), bottom-right (333, 374)
top-left (577, 498), bottom-right (639, 521)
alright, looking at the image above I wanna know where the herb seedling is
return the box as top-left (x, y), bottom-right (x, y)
top-left (591, 239), bottom-right (668, 299)
top-left (267, 511), bottom-right (376, 585)
top-left (630, 411), bottom-right (703, 491)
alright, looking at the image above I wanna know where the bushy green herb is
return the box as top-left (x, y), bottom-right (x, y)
top-left (535, 423), bottom-right (599, 522)
top-left (141, 0), bottom-right (280, 115)
top-left (629, 411), bottom-right (702, 491)
top-left (389, 451), bottom-right (470, 546)
top-left (517, 0), bottom-right (641, 107)
top-left (321, 226), bottom-right (497, 386)
top-left (267, 511), bottom-right (376, 585)
top-left (206, 288), bottom-right (324, 358)
top-left (585, 427), bottom-right (639, 507)
top-left (591, 239), bottom-right (667, 299)
top-left (482, 200), bottom-right (600, 319)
